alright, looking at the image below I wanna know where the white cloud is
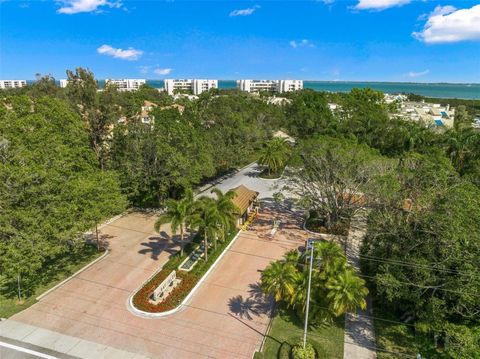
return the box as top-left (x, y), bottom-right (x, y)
top-left (413, 5), bottom-right (480, 44)
top-left (355, 0), bottom-right (411, 11)
top-left (138, 66), bottom-right (150, 74)
top-left (97, 44), bottom-right (143, 61)
top-left (407, 69), bottom-right (430, 78)
top-left (229, 5), bottom-right (260, 17)
top-left (290, 39), bottom-right (315, 48)
top-left (57, 0), bottom-right (122, 14)
top-left (154, 68), bottom-right (172, 76)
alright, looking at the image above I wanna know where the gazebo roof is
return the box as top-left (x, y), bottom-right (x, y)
top-left (230, 185), bottom-right (259, 214)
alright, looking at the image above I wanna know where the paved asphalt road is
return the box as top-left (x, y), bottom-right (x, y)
top-left (197, 162), bottom-right (284, 199)
top-left (0, 336), bottom-right (78, 359)
top-left (0, 163), bottom-right (299, 358)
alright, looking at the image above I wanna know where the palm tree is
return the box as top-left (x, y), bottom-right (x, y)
top-left (289, 267), bottom-right (311, 313)
top-left (325, 269), bottom-right (368, 316)
top-left (444, 128), bottom-right (477, 174)
top-left (258, 138), bottom-right (291, 175)
top-left (260, 261), bottom-right (298, 302)
top-left (154, 188), bottom-right (193, 257)
top-left (314, 241), bottom-right (347, 277)
top-left (211, 188), bottom-right (239, 242)
top-left (283, 249), bottom-right (300, 265)
top-left (189, 196), bottom-right (224, 261)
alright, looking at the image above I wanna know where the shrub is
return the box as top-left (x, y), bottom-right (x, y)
top-left (132, 230), bottom-right (237, 313)
top-left (278, 342), bottom-right (291, 359)
top-left (291, 342), bottom-right (315, 359)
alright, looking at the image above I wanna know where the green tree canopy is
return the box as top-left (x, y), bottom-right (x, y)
top-left (0, 95), bottom-right (125, 295)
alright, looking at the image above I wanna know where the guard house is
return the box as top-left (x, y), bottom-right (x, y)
top-left (231, 185), bottom-right (259, 227)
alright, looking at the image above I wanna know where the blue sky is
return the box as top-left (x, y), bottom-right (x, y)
top-left (0, 0), bottom-right (479, 82)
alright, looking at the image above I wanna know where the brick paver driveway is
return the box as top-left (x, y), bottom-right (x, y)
top-left (2, 201), bottom-right (307, 358)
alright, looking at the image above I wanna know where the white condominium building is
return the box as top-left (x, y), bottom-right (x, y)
top-left (164, 79), bottom-right (218, 95)
top-left (237, 79), bottom-right (303, 93)
top-left (193, 79), bottom-right (218, 95)
top-left (59, 79), bottom-right (68, 88)
top-left (278, 80), bottom-right (303, 93)
top-left (105, 79), bottom-right (146, 91)
top-left (0, 80), bottom-right (27, 89)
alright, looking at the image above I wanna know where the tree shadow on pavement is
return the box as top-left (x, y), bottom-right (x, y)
top-left (228, 282), bottom-right (273, 320)
top-left (138, 235), bottom-right (180, 260)
top-left (99, 233), bottom-right (115, 250)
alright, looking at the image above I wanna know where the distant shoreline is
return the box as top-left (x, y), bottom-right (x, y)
top-left (21, 79), bottom-right (479, 100)
top-left (23, 79), bottom-right (480, 85)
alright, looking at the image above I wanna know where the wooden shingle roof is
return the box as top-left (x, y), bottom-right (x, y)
top-left (230, 185), bottom-right (259, 214)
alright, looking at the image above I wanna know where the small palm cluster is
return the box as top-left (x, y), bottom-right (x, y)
top-left (258, 138), bottom-right (291, 175)
top-left (154, 188), bottom-right (239, 260)
top-left (260, 241), bottom-right (368, 322)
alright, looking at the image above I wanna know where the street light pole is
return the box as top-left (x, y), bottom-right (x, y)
top-left (303, 238), bottom-right (315, 349)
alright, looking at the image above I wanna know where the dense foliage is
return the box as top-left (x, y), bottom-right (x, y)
top-left (292, 342), bottom-right (316, 359)
top-left (258, 137), bottom-right (291, 176)
top-left (0, 95), bottom-right (125, 297)
top-left (286, 136), bottom-right (392, 232)
top-left (1, 70), bottom-right (479, 356)
top-left (261, 242), bottom-right (368, 323)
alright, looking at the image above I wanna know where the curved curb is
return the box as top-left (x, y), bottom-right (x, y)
top-left (196, 162), bottom-right (257, 196)
top-left (302, 219), bottom-right (331, 238)
top-left (36, 249), bottom-right (110, 301)
top-left (257, 176), bottom-right (282, 181)
top-left (257, 165), bottom-right (288, 182)
top-left (303, 219), bottom-right (320, 236)
top-left (127, 230), bottom-right (243, 318)
top-left (303, 219), bottom-right (348, 242)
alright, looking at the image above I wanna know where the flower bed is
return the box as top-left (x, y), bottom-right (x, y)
top-left (132, 230), bottom-right (239, 313)
top-left (132, 270), bottom-right (197, 312)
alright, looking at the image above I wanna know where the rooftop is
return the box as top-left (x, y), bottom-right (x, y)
top-left (230, 185), bottom-right (259, 214)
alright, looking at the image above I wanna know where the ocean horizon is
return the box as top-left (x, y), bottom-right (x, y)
top-left (41, 79), bottom-right (479, 100)
top-left (150, 80), bottom-right (480, 99)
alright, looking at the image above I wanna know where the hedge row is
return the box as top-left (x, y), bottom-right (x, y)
top-left (132, 230), bottom-right (238, 313)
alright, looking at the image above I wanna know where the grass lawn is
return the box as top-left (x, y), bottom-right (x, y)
top-left (0, 244), bottom-right (102, 318)
top-left (255, 306), bottom-right (344, 359)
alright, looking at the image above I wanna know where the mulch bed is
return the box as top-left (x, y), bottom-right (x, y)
top-left (132, 270), bottom-right (198, 312)
top-left (305, 217), bottom-right (350, 236)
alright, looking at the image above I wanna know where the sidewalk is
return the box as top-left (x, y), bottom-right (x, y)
top-left (344, 209), bottom-right (376, 359)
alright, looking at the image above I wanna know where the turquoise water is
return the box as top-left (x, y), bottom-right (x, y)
top-left (56, 79), bottom-right (477, 99)
top-left (303, 81), bottom-right (480, 99)
top-left (146, 80), bottom-right (479, 99)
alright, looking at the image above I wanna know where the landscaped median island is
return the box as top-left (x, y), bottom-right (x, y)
top-left (304, 210), bottom-right (350, 237)
top-left (132, 230), bottom-right (239, 313)
top-left (131, 185), bottom-right (260, 315)
top-left (258, 166), bottom-right (285, 180)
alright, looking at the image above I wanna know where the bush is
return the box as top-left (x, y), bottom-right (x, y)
top-left (132, 231), bottom-right (237, 313)
top-left (305, 211), bottom-right (349, 236)
top-left (278, 342), bottom-right (292, 359)
top-left (292, 342), bottom-right (316, 359)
